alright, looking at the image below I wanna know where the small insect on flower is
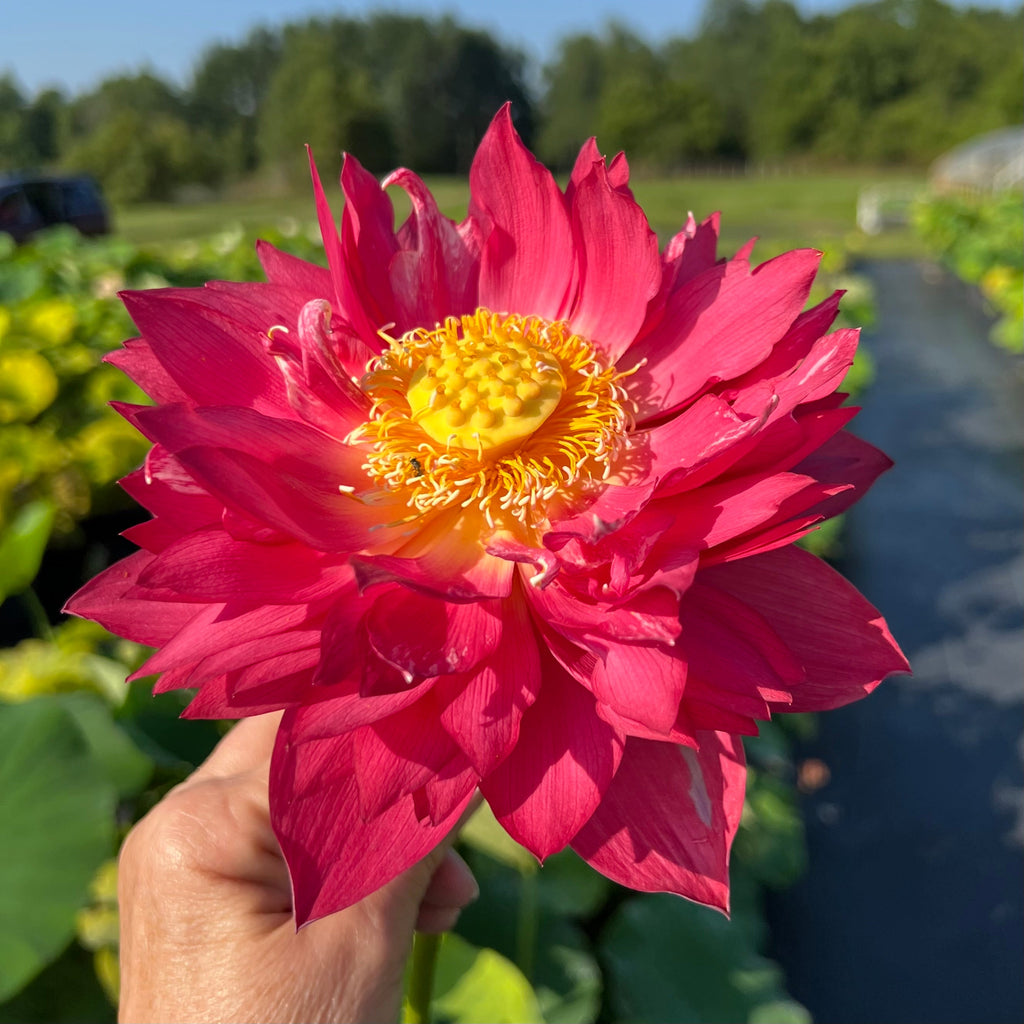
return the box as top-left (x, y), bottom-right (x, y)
top-left (66, 105), bottom-right (908, 925)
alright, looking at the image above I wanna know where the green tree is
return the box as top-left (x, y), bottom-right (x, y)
top-left (599, 75), bottom-right (724, 169)
top-left (23, 89), bottom-right (66, 166)
top-left (361, 14), bottom-right (534, 173)
top-left (63, 71), bottom-right (185, 141)
top-left (62, 109), bottom-right (197, 203)
top-left (0, 75), bottom-right (34, 171)
top-left (540, 23), bottom-right (724, 171)
top-left (188, 28), bottom-right (282, 181)
top-left (536, 33), bottom-right (608, 168)
top-left (58, 72), bottom-right (220, 199)
top-left (682, 0), bottom-right (773, 158)
top-left (257, 18), bottom-right (394, 184)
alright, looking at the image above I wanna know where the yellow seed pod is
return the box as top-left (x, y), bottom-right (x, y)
top-left (407, 332), bottom-right (564, 452)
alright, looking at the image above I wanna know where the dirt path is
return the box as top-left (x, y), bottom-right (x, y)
top-left (769, 260), bottom-right (1024, 1024)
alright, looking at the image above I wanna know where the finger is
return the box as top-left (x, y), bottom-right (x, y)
top-left (146, 714), bottom-right (289, 898)
top-left (185, 711), bottom-right (284, 786)
top-left (353, 792), bottom-right (482, 939)
top-left (126, 770), bottom-right (291, 900)
top-left (415, 848), bottom-right (479, 933)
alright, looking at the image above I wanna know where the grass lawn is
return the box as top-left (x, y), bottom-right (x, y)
top-left (631, 170), bottom-right (928, 260)
top-left (113, 169), bottom-right (929, 263)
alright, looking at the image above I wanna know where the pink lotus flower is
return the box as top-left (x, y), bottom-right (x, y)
top-left (67, 106), bottom-right (907, 924)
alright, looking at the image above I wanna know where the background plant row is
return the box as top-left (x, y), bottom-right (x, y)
top-left (913, 192), bottom-right (1024, 352)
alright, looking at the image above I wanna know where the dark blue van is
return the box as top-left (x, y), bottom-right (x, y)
top-left (0, 174), bottom-right (110, 243)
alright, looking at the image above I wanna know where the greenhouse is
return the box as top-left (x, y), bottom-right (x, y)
top-left (929, 126), bottom-right (1024, 194)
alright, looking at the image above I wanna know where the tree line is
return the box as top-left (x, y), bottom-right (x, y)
top-left (2, 0), bottom-right (1021, 203)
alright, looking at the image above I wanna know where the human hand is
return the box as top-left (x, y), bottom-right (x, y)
top-left (117, 713), bottom-right (479, 1024)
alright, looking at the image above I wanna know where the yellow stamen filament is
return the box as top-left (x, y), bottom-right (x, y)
top-left (353, 309), bottom-right (633, 534)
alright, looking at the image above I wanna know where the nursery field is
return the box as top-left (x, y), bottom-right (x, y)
top-left (113, 169), bottom-right (930, 260)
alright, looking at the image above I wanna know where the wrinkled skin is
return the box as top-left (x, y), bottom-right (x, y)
top-left (117, 714), bottom-right (478, 1024)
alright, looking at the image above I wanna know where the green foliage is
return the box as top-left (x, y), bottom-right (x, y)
top-left (0, 619), bottom-right (143, 705)
top-left (600, 888), bottom-right (808, 1024)
top-left (0, 229), bottom-right (145, 532)
top-left (0, 221), bottom-right (332, 540)
top-left (31, 12), bottom-right (533, 199)
top-left (22, 90), bottom-right (65, 165)
top-left (0, 699), bottom-right (118, 1000)
top-left (541, 0), bottom-right (1022, 170)
top-left (455, 735), bottom-right (813, 1024)
top-left (539, 24), bottom-right (726, 171)
top-left (0, 230), bottom-right (278, 1019)
top-left (427, 934), bottom-right (543, 1024)
top-left (189, 28), bottom-right (282, 181)
top-left (0, 75), bottom-right (42, 171)
top-left (0, 944), bottom-right (114, 1024)
top-left (360, 14), bottom-right (534, 174)
top-left (257, 20), bottom-right (392, 183)
top-left (535, 34), bottom-right (607, 169)
top-left (592, 721), bottom-right (813, 1024)
top-left (56, 73), bottom-right (219, 202)
top-left (63, 110), bottom-right (199, 204)
top-left (751, 0), bottom-right (1022, 165)
top-left (0, 501), bottom-right (55, 603)
top-left (598, 71), bottom-right (724, 170)
top-left (735, 771), bottom-right (807, 889)
top-left (456, 842), bottom-right (605, 1023)
top-left (52, 694), bottom-right (153, 798)
top-left (914, 192), bottom-right (1024, 352)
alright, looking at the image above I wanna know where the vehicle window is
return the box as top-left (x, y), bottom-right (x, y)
top-left (62, 179), bottom-right (101, 217)
top-left (23, 182), bottom-right (65, 225)
top-left (0, 188), bottom-right (41, 230)
top-left (0, 189), bottom-right (28, 226)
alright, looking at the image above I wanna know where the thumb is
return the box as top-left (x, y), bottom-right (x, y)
top-left (410, 846), bottom-right (480, 933)
top-left (365, 799), bottom-right (481, 936)
top-left (275, 803), bottom-right (482, 1024)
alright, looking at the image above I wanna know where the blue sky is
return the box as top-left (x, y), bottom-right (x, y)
top-left (4, 0), bottom-right (1022, 96)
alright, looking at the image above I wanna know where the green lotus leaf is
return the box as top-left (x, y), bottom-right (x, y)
top-left (0, 500), bottom-right (55, 602)
top-left (599, 891), bottom-right (808, 1024)
top-left (430, 933), bottom-right (542, 1024)
top-left (0, 698), bottom-right (116, 1001)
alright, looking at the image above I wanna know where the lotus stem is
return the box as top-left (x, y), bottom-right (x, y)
top-left (406, 930), bottom-right (442, 1024)
top-left (20, 586), bottom-right (53, 641)
top-left (515, 866), bottom-right (539, 983)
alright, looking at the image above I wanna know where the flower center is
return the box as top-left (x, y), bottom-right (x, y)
top-left (405, 325), bottom-right (565, 452)
top-left (354, 309), bottom-right (634, 531)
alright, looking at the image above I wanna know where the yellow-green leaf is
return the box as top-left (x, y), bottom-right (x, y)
top-left (460, 802), bottom-right (537, 874)
top-left (0, 500), bottom-right (55, 602)
top-left (431, 934), bottom-right (543, 1024)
